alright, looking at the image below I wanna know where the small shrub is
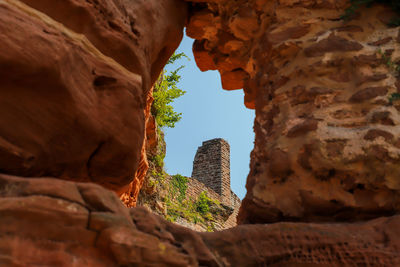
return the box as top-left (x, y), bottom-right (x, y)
top-left (165, 182), bottom-right (221, 231)
top-left (207, 223), bottom-right (215, 232)
top-left (171, 174), bottom-right (189, 202)
top-left (196, 191), bottom-right (210, 215)
top-left (147, 178), bottom-right (157, 187)
top-left (150, 152), bottom-right (165, 169)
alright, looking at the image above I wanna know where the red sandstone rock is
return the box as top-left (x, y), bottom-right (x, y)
top-left (1, 0), bottom-right (400, 265)
top-left (349, 86), bottom-right (389, 103)
top-left (193, 40), bottom-right (218, 71)
top-left (267, 24), bottom-right (311, 44)
top-left (0, 0), bottom-right (142, 191)
top-left (304, 34), bottom-right (364, 57)
top-left (0, 174), bottom-right (399, 266)
top-left (18, 0), bottom-right (187, 89)
top-left (220, 69), bottom-right (248, 90)
top-left (286, 119), bottom-right (319, 138)
top-left (185, 0), bottom-right (400, 224)
top-left (0, 0), bottom-right (186, 193)
top-left (120, 86), bottom-right (154, 206)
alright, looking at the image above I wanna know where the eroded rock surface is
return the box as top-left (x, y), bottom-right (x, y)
top-left (1, 0), bottom-right (400, 265)
top-left (243, 3), bottom-right (400, 224)
top-left (1, 174), bottom-right (399, 266)
top-left (0, 0), bottom-right (187, 195)
top-left (185, 0), bottom-right (400, 223)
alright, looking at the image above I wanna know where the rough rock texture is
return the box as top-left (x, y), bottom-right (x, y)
top-left (119, 86), bottom-right (155, 206)
top-left (1, 173), bottom-right (400, 266)
top-left (2, 0), bottom-right (400, 265)
top-left (192, 138), bottom-right (231, 205)
top-left (0, 0), bottom-right (187, 194)
top-left (186, 0), bottom-right (400, 223)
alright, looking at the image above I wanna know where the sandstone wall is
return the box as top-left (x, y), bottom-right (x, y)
top-left (242, 2), bottom-right (400, 224)
top-left (1, 173), bottom-right (399, 266)
top-left (185, 0), bottom-right (400, 224)
top-left (0, 0), bottom-right (187, 200)
top-left (1, 0), bottom-right (400, 265)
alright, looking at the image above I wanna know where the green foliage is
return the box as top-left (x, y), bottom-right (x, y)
top-left (150, 168), bottom-right (165, 180)
top-left (389, 93), bottom-right (400, 104)
top-left (341, 0), bottom-right (400, 24)
top-left (195, 191), bottom-right (210, 215)
top-left (147, 178), bottom-right (157, 188)
top-left (152, 53), bottom-right (188, 128)
top-left (207, 224), bottom-right (215, 232)
top-left (165, 186), bottom-right (220, 231)
top-left (150, 152), bottom-right (165, 169)
top-left (171, 174), bottom-right (189, 202)
top-left (166, 196), bottom-right (203, 224)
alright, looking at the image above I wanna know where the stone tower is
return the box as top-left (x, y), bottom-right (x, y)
top-left (192, 138), bottom-right (231, 204)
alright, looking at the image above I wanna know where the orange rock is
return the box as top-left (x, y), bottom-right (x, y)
top-left (193, 40), bottom-right (217, 71)
top-left (186, 9), bottom-right (217, 40)
top-left (220, 69), bottom-right (248, 90)
top-left (0, 0), bottom-right (186, 194)
top-left (1, 0), bottom-right (400, 264)
top-left (185, 0), bottom-right (400, 223)
top-left (120, 85), bottom-right (154, 207)
top-left (1, 174), bottom-right (400, 266)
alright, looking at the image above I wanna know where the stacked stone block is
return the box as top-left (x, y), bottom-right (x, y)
top-left (192, 138), bottom-right (231, 205)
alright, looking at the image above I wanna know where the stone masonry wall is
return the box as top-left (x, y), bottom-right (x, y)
top-left (225, 190), bottom-right (242, 229)
top-left (185, 177), bottom-right (241, 229)
top-left (192, 138), bottom-right (231, 205)
top-left (186, 176), bottom-right (222, 203)
top-left (176, 177), bottom-right (241, 231)
top-left (170, 138), bottom-right (241, 231)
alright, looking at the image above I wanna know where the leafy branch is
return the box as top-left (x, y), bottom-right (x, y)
top-left (152, 52), bottom-right (188, 128)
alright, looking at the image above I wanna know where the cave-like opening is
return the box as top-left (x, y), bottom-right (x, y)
top-left (164, 35), bottom-right (255, 201)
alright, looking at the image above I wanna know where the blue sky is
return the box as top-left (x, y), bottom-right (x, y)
top-left (163, 35), bottom-right (255, 200)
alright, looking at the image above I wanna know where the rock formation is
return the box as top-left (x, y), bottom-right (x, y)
top-left (0, 0), bottom-right (186, 197)
top-left (1, 173), bottom-right (399, 266)
top-left (185, 0), bottom-right (400, 223)
top-left (1, 0), bottom-right (400, 265)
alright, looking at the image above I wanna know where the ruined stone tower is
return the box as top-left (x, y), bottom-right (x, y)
top-left (192, 138), bottom-right (231, 204)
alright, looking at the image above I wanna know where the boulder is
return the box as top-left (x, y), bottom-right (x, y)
top-left (1, 173), bottom-right (399, 266)
top-left (0, 0), bottom-right (187, 194)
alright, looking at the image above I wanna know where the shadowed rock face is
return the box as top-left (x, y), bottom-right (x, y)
top-left (185, 0), bottom-right (400, 223)
top-left (1, 173), bottom-right (400, 266)
top-left (0, 0), bottom-right (187, 193)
